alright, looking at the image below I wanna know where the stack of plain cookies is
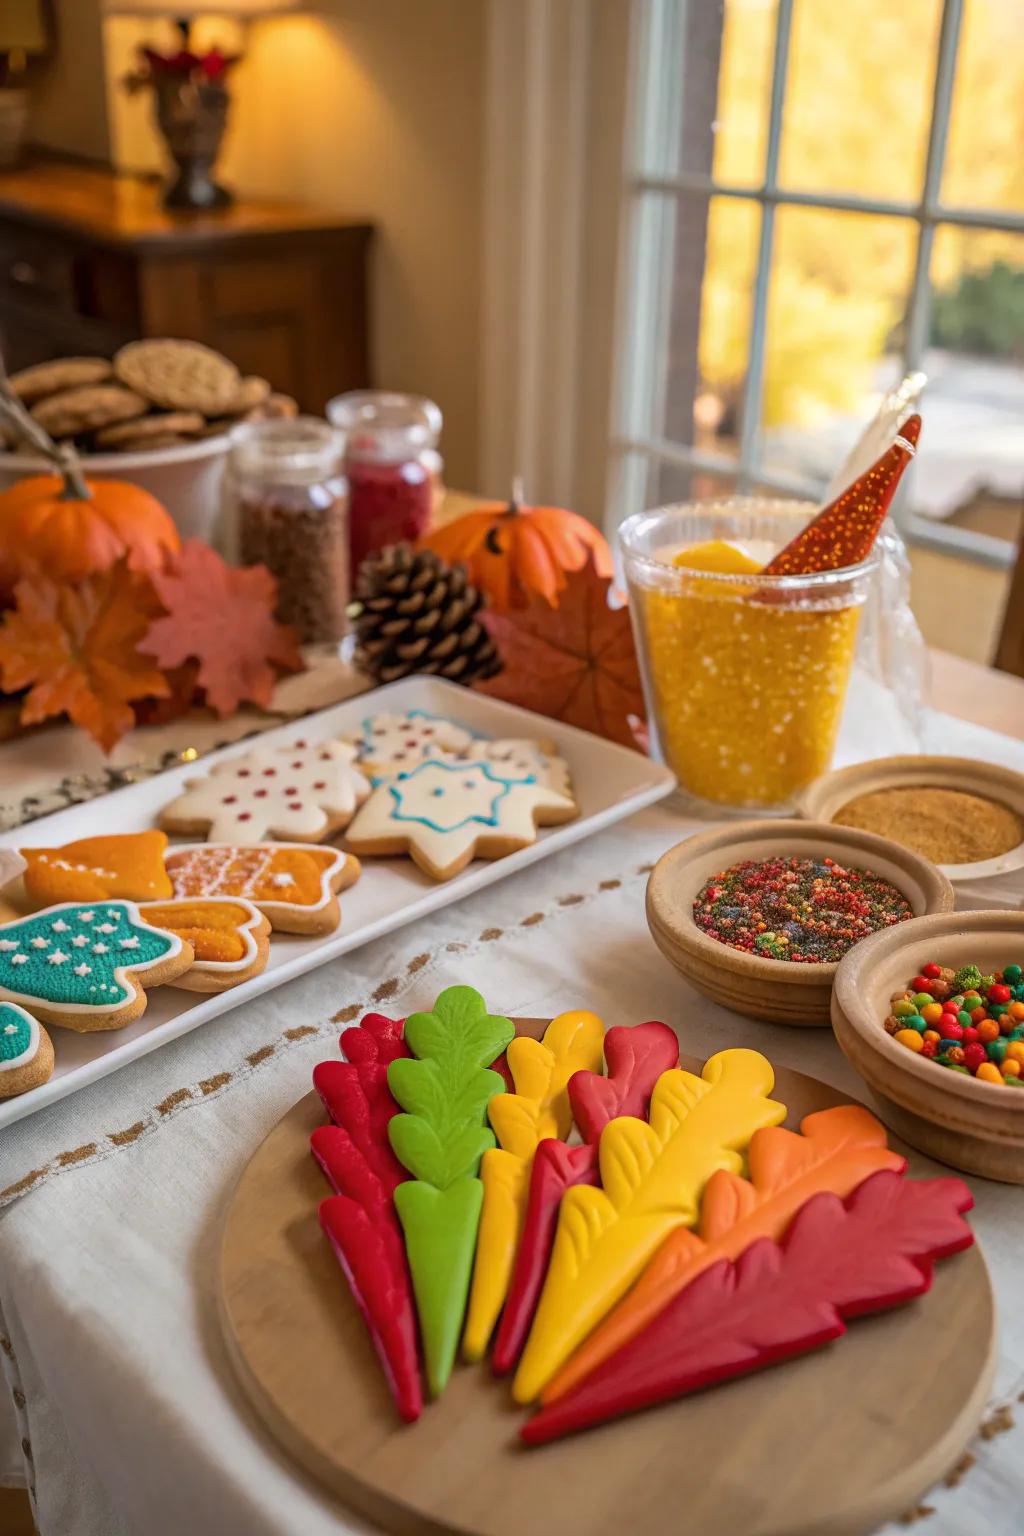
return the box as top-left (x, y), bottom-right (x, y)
top-left (4, 339), bottom-right (299, 454)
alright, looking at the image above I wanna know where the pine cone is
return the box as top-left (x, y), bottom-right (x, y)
top-left (349, 543), bottom-right (502, 686)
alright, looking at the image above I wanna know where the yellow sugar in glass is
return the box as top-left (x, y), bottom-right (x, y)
top-left (621, 505), bottom-right (876, 812)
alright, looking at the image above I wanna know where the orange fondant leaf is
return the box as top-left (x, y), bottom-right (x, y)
top-left (475, 556), bottom-right (646, 750)
top-left (0, 563), bottom-right (169, 752)
top-left (139, 539), bottom-right (303, 718)
top-left (543, 1104), bottom-right (904, 1402)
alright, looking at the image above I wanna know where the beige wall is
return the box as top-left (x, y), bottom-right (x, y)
top-left (104, 3), bottom-right (485, 489)
top-left (28, 0), bottom-right (110, 160)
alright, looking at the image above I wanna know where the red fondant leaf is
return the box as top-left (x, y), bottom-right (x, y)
top-left (762, 417), bottom-right (921, 576)
top-left (523, 1170), bottom-right (974, 1445)
top-left (475, 556), bottom-right (646, 750)
top-left (568, 1021), bottom-right (680, 1144)
top-left (140, 539), bottom-right (302, 717)
top-left (492, 1022), bottom-right (678, 1375)
top-left (310, 1013), bottom-right (422, 1421)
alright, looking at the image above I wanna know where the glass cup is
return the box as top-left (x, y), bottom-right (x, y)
top-left (620, 498), bottom-right (879, 812)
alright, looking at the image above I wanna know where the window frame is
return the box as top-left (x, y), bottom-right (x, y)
top-left (609, 0), bottom-right (1024, 570)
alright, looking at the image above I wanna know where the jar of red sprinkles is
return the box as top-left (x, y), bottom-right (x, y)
top-left (327, 391), bottom-right (442, 582)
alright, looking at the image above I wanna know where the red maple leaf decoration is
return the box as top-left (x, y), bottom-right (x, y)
top-left (475, 556), bottom-right (646, 749)
top-left (139, 540), bottom-right (302, 717)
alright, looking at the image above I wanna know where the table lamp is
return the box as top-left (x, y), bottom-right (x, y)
top-left (0, 0), bottom-right (48, 168)
top-left (104, 1), bottom-right (299, 210)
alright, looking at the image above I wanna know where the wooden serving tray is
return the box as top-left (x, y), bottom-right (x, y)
top-left (218, 1024), bottom-right (995, 1536)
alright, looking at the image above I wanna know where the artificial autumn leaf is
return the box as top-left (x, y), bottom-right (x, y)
top-left (475, 556), bottom-right (646, 750)
top-left (139, 539), bottom-right (303, 718)
top-left (0, 563), bottom-right (169, 752)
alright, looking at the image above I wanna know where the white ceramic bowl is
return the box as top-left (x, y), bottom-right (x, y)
top-left (0, 434), bottom-right (232, 547)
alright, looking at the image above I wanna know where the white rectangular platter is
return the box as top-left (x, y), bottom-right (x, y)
top-left (0, 677), bottom-right (675, 1131)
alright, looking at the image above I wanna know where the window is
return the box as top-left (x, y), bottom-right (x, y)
top-left (609, 0), bottom-right (1024, 649)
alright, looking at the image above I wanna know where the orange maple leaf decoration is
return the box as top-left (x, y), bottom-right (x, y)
top-left (139, 539), bottom-right (302, 718)
top-left (0, 562), bottom-right (170, 752)
top-left (475, 556), bottom-right (647, 750)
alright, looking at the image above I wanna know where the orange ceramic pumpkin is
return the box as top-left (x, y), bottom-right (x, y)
top-left (422, 498), bottom-right (613, 610)
top-left (0, 470), bottom-right (180, 599)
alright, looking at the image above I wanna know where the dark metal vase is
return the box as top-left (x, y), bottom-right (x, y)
top-left (152, 76), bottom-right (232, 211)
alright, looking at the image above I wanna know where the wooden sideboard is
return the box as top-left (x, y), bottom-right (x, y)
top-left (0, 160), bottom-right (374, 413)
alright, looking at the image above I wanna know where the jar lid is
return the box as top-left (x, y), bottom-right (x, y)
top-left (326, 391), bottom-right (442, 464)
top-left (229, 416), bottom-right (343, 482)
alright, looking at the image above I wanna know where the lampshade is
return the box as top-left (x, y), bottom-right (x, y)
top-left (102, 0), bottom-right (300, 14)
top-left (1, 0), bottom-right (47, 54)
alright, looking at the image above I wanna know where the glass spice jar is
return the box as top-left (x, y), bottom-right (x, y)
top-left (326, 390), bottom-right (442, 579)
top-left (230, 417), bottom-right (348, 645)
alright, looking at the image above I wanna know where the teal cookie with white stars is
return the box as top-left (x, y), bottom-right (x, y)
top-left (0, 900), bottom-right (194, 1031)
top-left (0, 1001), bottom-right (54, 1100)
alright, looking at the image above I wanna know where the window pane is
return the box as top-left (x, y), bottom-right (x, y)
top-left (778, 0), bottom-right (939, 203)
top-left (942, 0), bottom-right (1024, 213)
top-left (634, 0), bottom-right (774, 186)
top-left (711, 0), bottom-right (776, 187)
top-left (759, 206), bottom-right (917, 483)
top-left (650, 461), bottom-right (738, 506)
top-left (660, 194), bottom-right (761, 462)
top-left (918, 225), bottom-right (1024, 542)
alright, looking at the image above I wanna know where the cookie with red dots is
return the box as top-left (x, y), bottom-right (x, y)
top-left (344, 710), bottom-right (480, 781)
top-left (158, 739), bottom-right (371, 845)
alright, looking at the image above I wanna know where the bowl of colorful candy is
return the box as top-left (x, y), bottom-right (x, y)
top-left (646, 819), bottom-right (953, 1027)
top-left (832, 910), bottom-right (1024, 1182)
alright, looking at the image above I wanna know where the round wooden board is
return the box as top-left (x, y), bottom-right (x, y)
top-left (218, 1023), bottom-right (996, 1536)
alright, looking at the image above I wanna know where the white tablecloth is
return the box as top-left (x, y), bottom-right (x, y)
top-left (1, 713), bottom-right (1024, 1535)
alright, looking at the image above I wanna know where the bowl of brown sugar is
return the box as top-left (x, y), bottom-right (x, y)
top-left (799, 756), bottom-right (1024, 882)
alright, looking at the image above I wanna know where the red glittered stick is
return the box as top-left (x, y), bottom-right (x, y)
top-left (522, 1169), bottom-right (973, 1445)
top-left (762, 415), bottom-right (921, 576)
top-left (491, 1021), bottom-right (678, 1376)
top-left (310, 1013), bottom-right (422, 1422)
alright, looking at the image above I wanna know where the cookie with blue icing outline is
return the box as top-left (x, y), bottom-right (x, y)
top-left (0, 901), bottom-right (194, 1032)
top-left (343, 757), bottom-right (578, 882)
top-left (0, 1001), bottom-right (54, 1099)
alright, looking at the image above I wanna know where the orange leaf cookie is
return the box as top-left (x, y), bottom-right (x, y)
top-left (544, 1104), bottom-right (905, 1402)
top-left (22, 831), bottom-right (173, 906)
top-left (140, 897), bottom-right (271, 992)
top-left (164, 843), bottom-right (359, 935)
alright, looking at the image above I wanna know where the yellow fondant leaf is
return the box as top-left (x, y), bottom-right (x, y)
top-left (512, 1048), bottom-right (785, 1402)
top-left (462, 1009), bottom-right (605, 1362)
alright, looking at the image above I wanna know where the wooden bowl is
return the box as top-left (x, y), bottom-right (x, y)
top-left (798, 755), bottom-right (1024, 883)
top-left (833, 909), bottom-right (1024, 1182)
top-left (646, 819), bottom-right (954, 1027)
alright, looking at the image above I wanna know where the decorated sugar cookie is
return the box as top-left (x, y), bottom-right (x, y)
top-left (159, 740), bottom-right (371, 845)
top-left (21, 832), bottom-right (173, 907)
top-left (140, 898), bottom-right (271, 992)
top-left (344, 758), bottom-right (579, 882)
top-left (474, 739), bottom-right (573, 797)
top-left (0, 901), bottom-right (192, 1031)
top-left (346, 710), bottom-right (480, 779)
top-left (164, 843), bottom-right (359, 935)
top-left (0, 1001), bottom-right (55, 1099)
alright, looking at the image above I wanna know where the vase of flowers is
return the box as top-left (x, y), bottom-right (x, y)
top-left (125, 46), bottom-right (239, 211)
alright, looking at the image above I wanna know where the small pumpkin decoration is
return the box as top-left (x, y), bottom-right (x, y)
top-left (421, 489), bottom-right (613, 610)
top-left (0, 384), bottom-right (180, 600)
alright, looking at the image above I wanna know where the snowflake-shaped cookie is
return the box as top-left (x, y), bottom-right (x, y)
top-left (344, 758), bottom-right (578, 881)
top-left (346, 710), bottom-right (481, 779)
top-left (159, 740), bottom-right (371, 844)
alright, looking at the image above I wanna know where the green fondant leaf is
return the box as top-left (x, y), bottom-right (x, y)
top-left (386, 984), bottom-right (514, 1396)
